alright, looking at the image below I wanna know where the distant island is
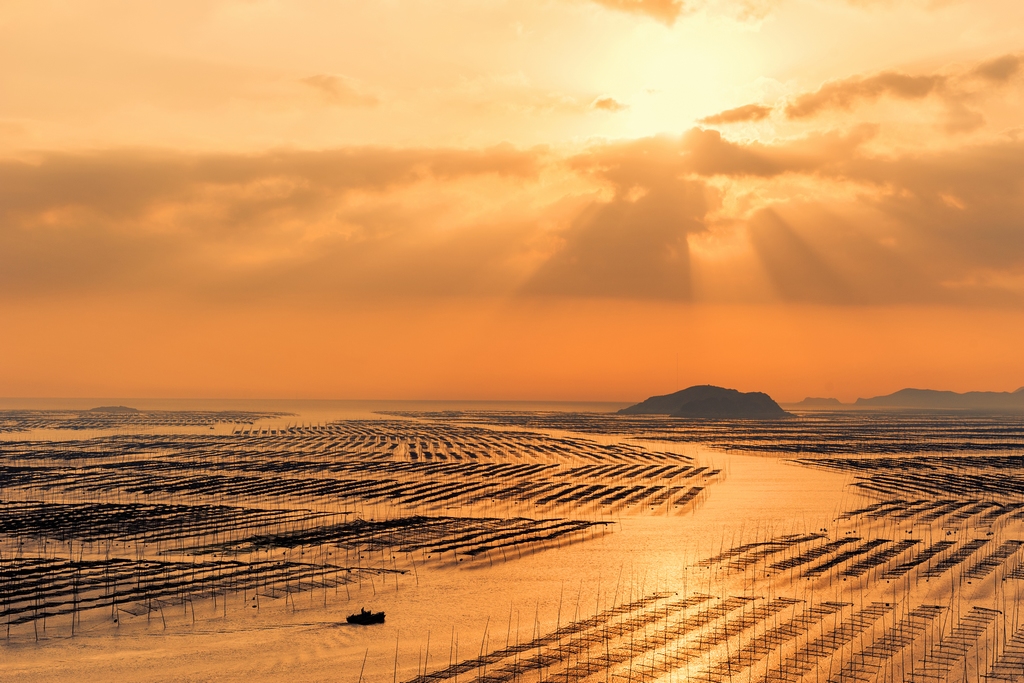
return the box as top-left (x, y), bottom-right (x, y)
top-left (619, 385), bottom-right (791, 419)
top-left (855, 387), bottom-right (1024, 411)
top-left (86, 405), bottom-right (140, 413)
top-left (790, 397), bottom-right (845, 408)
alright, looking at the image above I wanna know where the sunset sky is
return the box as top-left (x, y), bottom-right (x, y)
top-left (2, 0), bottom-right (1024, 401)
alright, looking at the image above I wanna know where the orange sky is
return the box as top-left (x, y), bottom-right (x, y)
top-left (2, 0), bottom-right (1024, 401)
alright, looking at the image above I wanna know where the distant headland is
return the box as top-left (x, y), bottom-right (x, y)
top-left (86, 405), bottom-right (140, 413)
top-left (792, 397), bottom-right (845, 408)
top-left (785, 387), bottom-right (1024, 412)
top-left (854, 387), bottom-right (1024, 411)
top-left (619, 385), bottom-right (791, 419)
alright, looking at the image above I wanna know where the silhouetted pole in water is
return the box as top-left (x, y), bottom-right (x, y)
top-left (357, 648), bottom-right (368, 683)
top-left (394, 631), bottom-right (400, 683)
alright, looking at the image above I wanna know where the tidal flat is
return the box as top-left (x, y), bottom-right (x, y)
top-left (2, 402), bottom-right (1024, 683)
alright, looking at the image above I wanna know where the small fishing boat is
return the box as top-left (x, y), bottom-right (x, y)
top-left (347, 608), bottom-right (385, 625)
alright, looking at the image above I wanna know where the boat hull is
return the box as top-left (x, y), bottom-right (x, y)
top-left (346, 611), bottom-right (385, 625)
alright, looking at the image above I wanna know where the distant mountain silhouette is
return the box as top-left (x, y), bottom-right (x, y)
top-left (86, 405), bottom-right (140, 413)
top-left (619, 385), bottom-right (791, 419)
top-left (855, 388), bottom-right (1024, 411)
top-left (792, 397), bottom-right (845, 407)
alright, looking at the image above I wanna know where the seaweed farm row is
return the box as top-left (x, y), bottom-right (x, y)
top-left (0, 418), bottom-right (718, 517)
top-left (697, 529), bottom-right (1024, 584)
top-left (228, 419), bottom-right (694, 463)
top-left (394, 410), bottom-right (1024, 456)
top-left (0, 410), bottom-right (717, 638)
top-left (0, 409), bottom-right (288, 433)
top-left (2, 420), bottom-right (701, 465)
top-left (378, 410), bottom-right (1024, 683)
top-left (0, 462), bottom-right (707, 516)
top-left (798, 454), bottom-right (1024, 500)
top-left (0, 500), bottom-right (608, 560)
top-left (397, 490), bottom-right (1024, 683)
top-left (403, 588), bottom-right (1024, 683)
top-left (0, 509), bottom-right (608, 635)
top-left (0, 552), bottom-right (410, 641)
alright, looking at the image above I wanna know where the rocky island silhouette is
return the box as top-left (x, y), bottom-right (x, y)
top-left (619, 384), bottom-right (791, 419)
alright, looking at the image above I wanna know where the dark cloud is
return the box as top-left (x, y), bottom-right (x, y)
top-left (589, 0), bottom-right (684, 24)
top-left (699, 103), bottom-right (773, 125)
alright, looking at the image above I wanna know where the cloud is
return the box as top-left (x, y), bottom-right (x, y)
top-left (523, 179), bottom-right (711, 299)
top-left (699, 104), bottom-right (773, 125)
top-left (0, 146), bottom-right (548, 301)
top-left (745, 138), bottom-right (1024, 304)
top-left (840, 140), bottom-right (1024, 271)
top-left (299, 74), bottom-right (378, 106)
top-left (744, 203), bottom-right (938, 305)
top-left (0, 146), bottom-right (542, 218)
top-left (747, 209), bottom-right (851, 303)
top-left (586, 0), bottom-right (783, 24)
top-left (0, 120), bottom-right (27, 138)
top-left (522, 125), bottom-right (875, 301)
top-left (941, 98), bottom-right (985, 134)
top-left (728, 0), bottom-right (781, 21)
top-left (782, 53), bottom-right (1024, 127)
top-left (571, 126), bottom-right (876, 181)
top-left (588, 0), bottom-right (684, 24)
top-left (592, 96), bottom-right (628, 112)
top-left (567, 128), bottom-right (1024, 304)
top-left (3, 127), bottom-right (1024, 307)
top-left (786, 71), bottom-right (946, 119)
top-left (970, 54), bottom-right (1023, 83)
